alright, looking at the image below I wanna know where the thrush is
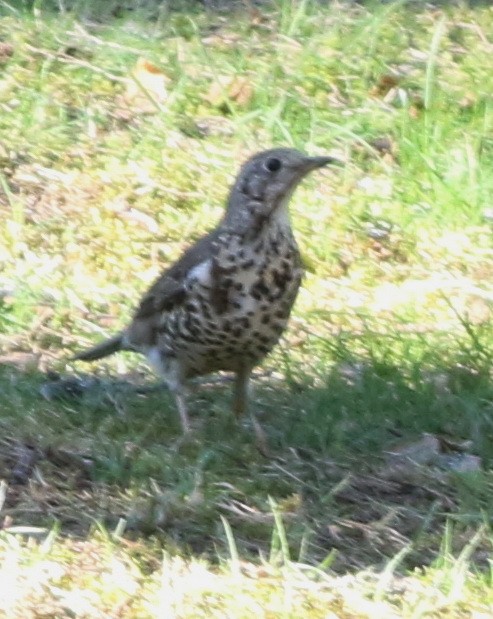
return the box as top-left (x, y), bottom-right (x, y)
top-left (73, 148), bottom-right (336, 432)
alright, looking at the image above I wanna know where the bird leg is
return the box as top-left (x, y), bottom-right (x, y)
top-left (234, 366), bottom-right (270, 456)
top-left (233, 366), bottom-right (252, 417)
top-left (166, 373), bottom-right (192, 433)
top-left (173, 389), bottom-right (191, 433)
top-left (146, 349), bottom-right (191, 433)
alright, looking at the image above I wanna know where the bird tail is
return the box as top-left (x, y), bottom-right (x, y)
top-left (72, 333), bottom-right (124, 362)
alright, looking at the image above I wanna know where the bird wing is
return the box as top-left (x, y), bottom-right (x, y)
top-left (133, 275), bottom-right (186, 319)
top-left (126, 229), bottom-right (222, 347)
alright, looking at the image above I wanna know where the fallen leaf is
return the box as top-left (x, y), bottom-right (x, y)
top-left (246, 3), bottom-right (270, 27)
top-left (370, 73), bottom-right (400, 97)
top-left (409, 95), bottom-right (425, 118)
top-left (459, 93), bottom-right (477, 110)
top-left (228, 76), bottom-right (254, 106)
top-left (204, 75), bottom-right (254, 110)
top-left (123, 57), bottom-right (170, 113)
top-left (0, 42), bottom-right (14, 62)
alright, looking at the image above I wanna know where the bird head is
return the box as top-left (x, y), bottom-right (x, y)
top-left (224, 148), bottom-right (339, 231)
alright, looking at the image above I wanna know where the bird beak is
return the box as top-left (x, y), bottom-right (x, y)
top-left (305, 155), bottom-right (343, 169)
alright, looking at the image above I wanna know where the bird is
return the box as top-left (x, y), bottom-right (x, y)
top-left (73, 148), bottom-right (337, 433)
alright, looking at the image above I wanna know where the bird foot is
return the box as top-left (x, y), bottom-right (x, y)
top-left (251, 416), bottom-right (271, 458)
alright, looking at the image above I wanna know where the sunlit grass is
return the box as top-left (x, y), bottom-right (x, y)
top-left (0, 524), bottom-right (490, 618)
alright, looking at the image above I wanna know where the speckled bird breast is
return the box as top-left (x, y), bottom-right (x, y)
top-left (156, 224), bottom-right (303, 377)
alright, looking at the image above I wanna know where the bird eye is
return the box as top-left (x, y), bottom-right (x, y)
top-left (265, 157), bottom-right (282, 172)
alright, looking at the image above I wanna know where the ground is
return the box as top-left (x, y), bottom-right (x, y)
top-left (0, 0), bottom-right (492, 616)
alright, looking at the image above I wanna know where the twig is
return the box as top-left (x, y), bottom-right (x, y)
top-left (25, 44), bottom-right (128, 83)
top-left (69, 23), bottom-right (145, 55)
top-left (458, 21), bottom-right (493, 50)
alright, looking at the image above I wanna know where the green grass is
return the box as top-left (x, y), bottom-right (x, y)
top-left (1, 0), bottom-right (493, 615)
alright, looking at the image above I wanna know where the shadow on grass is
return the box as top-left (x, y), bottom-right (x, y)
top-left (0, 341), bottom-right (492, 573)
top-left (7, 0), bottom-right (493, 22)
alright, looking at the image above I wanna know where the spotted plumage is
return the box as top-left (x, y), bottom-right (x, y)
top-left (73, 148), bottom-right (337, 432)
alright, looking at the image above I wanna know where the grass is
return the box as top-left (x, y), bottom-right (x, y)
top-left (1, 0), bottom-right (493, 615)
